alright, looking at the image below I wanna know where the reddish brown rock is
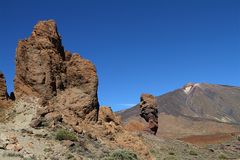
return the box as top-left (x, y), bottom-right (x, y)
top-left (0, 73), bottom-right (8, 100)
top-left (14, 20), bottom-right (66, 102)
top-left (14, 20), bottom-right (99, 126)
top-left (139, 94), bottom-right (158, 135)
top-left (0, 72), bottom-right (9, 108)
top-left (99, 106), bottom-right (121, 125)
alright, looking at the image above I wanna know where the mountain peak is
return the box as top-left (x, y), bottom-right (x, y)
top-left (119, 83), bottom-right (240, 124)
top-left (182, 82), bottom-right (201, 94)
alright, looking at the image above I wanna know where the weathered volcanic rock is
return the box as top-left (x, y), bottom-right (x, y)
top-left (15, 20), bottom-right (99, 125)
top-left (0, 72), bottom-right (15, 108)
top-left (0, 73), bottom-right (8, 101)
top-left (99, 106), bottom-right (120, 125)
top-left (15, 20), bottom-right (66, 102)
top-left (139, 94), bottom-right (158, 135)
top-left (0, 72), bottom-right (9, 107)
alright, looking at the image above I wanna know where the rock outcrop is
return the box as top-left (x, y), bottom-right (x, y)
top-left (0, 72), bottom-right (9, 107)
top-left (14, 20), bottom-right (99, 125)
top-left (0, 73), bottom-right (8, 100)
top-left (0, 20), bottom-right (153, 160)
top-left (15, 20), bottom-right (66, 102)
top-left (99, 106), bottom-right (121, 125)
top-left (139, 94), bottom-right (158, 135)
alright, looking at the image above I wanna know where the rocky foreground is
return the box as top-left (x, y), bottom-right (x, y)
top-left (0, 20), bottom-right (150, 160)
top-left (0, 98), bottom-right (239, 160)
top-left (0, 97), bottom-right (146, 159)
top-left (0, 20), bottom-right (239, 160)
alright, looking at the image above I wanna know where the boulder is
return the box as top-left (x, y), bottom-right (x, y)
top-left (139, 94), bottom-right (158, 135)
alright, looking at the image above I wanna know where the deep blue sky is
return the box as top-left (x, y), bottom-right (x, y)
top-left (0, 0), bottom-right (240, 111)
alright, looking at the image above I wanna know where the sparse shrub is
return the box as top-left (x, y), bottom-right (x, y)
top-left (219, 154), bottom-right (227, 159)
top-left (237, 135), bottom-right (240, 141)
top-left (163, 157), bottom-right (177, 160)
top-left (189, 150), bottom-right (198, 156)
top-left (149, 149), bottom-right (162, 159)
top-left (137, 132), bottom-right (143, 137)
top-left (3, 152), bottom-right (24, 158)
top-left (23, 156), bottom-right (37, 160)
top-left (168, 152), bottom-right (175, 155)
top-left (55, 129), bottom-right (78, 141)
top-left (66, 153), bottom-right (75, 159)
top-left (44, 147), bottom-right (53, 152)
top-left (150, 149), bottom-right (157, 155)
top-left (102, 149), bottom-right (139, 160)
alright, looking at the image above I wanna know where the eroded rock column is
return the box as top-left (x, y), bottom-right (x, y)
top-left (0, 72), bottom-right (9, 107)
top-left (139, 94), bottom-right (158, 135)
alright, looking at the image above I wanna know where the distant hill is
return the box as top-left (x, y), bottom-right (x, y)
top-left (118, 83), bottom-right (240, 137)
top-left (119, 83), bottom-right (240, 124)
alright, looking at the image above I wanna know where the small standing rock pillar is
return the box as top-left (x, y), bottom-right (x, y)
top-left (0, 72), bottom-right (11, 108)
top-left (139, 94), bottom-right (158, 135)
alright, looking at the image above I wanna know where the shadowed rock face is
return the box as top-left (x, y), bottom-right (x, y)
top-left (0, 73), bottom-right (8, 102)
top-left (140, 94), bottom-right (158, 135)
top-left (0, 72), bottom-right (13, 108)
top-left (14, 20), bottom-right (99, 124)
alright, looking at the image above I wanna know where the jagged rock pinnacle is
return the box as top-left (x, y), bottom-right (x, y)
top-left (14, 20), bottom-right (99, 125)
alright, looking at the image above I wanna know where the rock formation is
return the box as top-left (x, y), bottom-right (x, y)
top-left (6, 20), bottom-right (152, 159)
top-left (99, 106), bottom-right (121, 125)
top-left (0, 72), bottom-right (10, 107)
top-left (139, 94), bottom-right (158, 135)
top-left (0, 73), bottom-right (8, 100)
top-left (15, 20), bottom-right (66, 101)
top-left (0, 72), bottom-right (15, 108)
top-left (14, 20), bottom-right (99, 126)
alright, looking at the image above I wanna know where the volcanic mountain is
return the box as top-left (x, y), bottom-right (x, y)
top-left (119, 83), bottom-right (240, 137)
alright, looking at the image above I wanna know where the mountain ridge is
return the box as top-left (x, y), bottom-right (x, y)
top-left (119, 82), bottom-right (240, 124)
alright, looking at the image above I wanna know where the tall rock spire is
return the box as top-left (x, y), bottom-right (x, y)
top-left (15, 20), bottom-right (99, 124)
top-left (14, 20), bottom-right (66, 101)
top-left (139, 94), bottom-right (158, 135)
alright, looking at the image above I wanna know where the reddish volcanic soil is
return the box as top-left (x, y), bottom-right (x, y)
top-left (178, 132), bottom-right (240, 146)
top-left (123, 114), bottom-right (240, 138)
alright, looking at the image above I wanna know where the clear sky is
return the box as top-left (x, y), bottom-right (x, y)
top-left (0, 0), bottom-right (240, 111)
